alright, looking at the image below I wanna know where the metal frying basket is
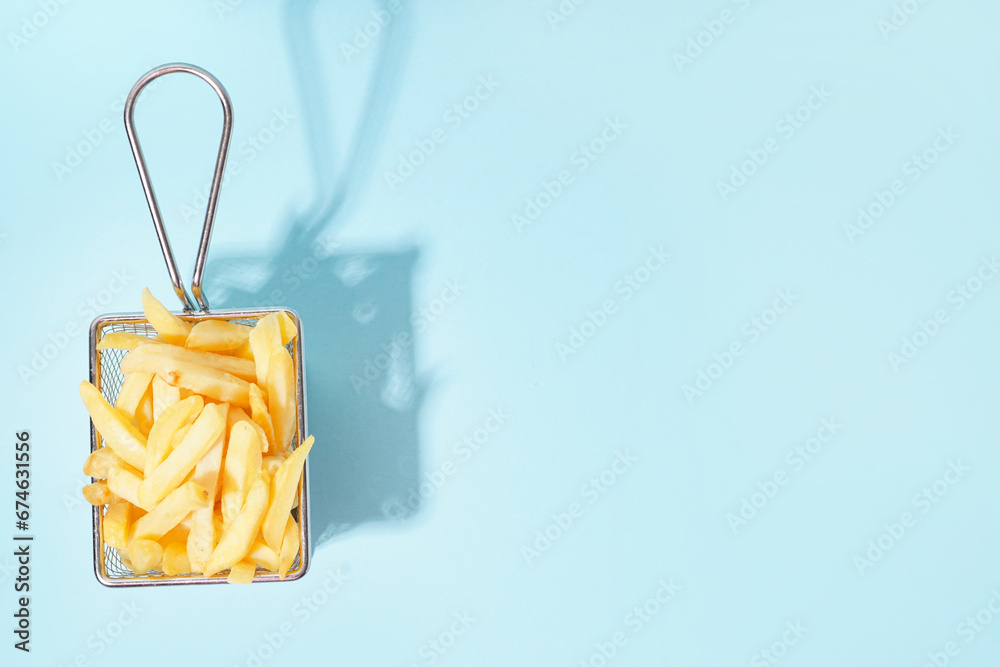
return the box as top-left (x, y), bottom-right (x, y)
top-left (88, 63), bottom-right (310, 587)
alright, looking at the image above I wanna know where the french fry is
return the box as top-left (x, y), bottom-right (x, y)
top-left (160, 522), bottom-right (191, 545)
top-left (142, 287), bottom-right (192, 346)
top-left (152, 375), bottom-right (182, 420)
top-left (204, 474), bottom-right (269, 576)
top-left (185, 320), bottom-right (252, 352)
top-left (262, 436), bottom-right (313, 550)
top-left (107, 464), bottom-right (148, 510)
top-left (186, 508), bottom-right (215, 574)
top-left (123, 342), bottom-right (257, 383)
top-left (248, 384), bottom-right (274, 453)
top-left (128, 538), bottom-right (163, 575)
top-left (248, 313), bottom-right (282, 388)
top-left (227, 560), bottom-right (257, 585)
top-left (96, 332), bottom-right (158, 351)
top-left (161, 542), bottom-right (191, 576)
top-left (267, 348), bottom-right (296, 454)
top-left (122, 350), bottom-right (252, 409)
top-left (221, 421), bottom-right (262, 529)
top-left (131, 481), bottom-right (210, 542)
top-left (137, 404), bottom-right (226, 507)
top-left (114, 372), bottom-right (154, 422)
top-left (228, 406), bottom-right (269, 453)
top-left (261, 455), bottom-right (284, 478)
top-left (145, 395), bottom-right (203, 475)
top-left (79, 381), bottom-right (147, 470)
top-left (278, 516), bottom-right (299, 579)
top-left (248, 539), bottom-right (280, 571)
top-left (103, 502), bottom-right (131, 550)
top-left (133, 388), bottom-right (154, 437)
top-left (83, 447), bottom-right (125, 479)
top-left (83, 481), bottom-right (116, 505)
top-left (277, 311), bottom-right (298, 345)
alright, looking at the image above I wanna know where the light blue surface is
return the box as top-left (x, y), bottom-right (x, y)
top-left (3, 0), bottom-right (1000, 664)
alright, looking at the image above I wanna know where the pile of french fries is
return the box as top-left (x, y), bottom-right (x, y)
top-left (80, 288), bottom-right (313, 584)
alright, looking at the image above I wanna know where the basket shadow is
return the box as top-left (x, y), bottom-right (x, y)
top-left (206, 0), bottom-right (419, 547)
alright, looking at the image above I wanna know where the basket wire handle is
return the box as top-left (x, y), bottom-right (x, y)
top-left (124, 63), bottom-right (234, 313)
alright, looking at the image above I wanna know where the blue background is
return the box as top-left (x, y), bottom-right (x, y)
top-left (3, 0), bottom-right (1000, 665)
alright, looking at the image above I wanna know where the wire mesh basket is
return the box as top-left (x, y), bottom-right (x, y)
top-left (88, 64), bottom-right (311, 587)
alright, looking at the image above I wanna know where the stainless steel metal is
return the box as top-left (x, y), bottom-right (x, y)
top-left (124, 63), bottom-right (234, 312)
top-left (88, 63), bottom-right (311, 587)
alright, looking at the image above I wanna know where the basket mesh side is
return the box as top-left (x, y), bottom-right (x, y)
top-left (94, 316), bottom-right (304, 583)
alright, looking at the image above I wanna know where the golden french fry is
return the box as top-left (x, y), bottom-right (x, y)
top-left (248, 384), bottom-right (274, 453)
top-left (114, 372), bottom-right (154, 422)
top-left (131, 481), bottom-right (209, 541)
top-left (96, 332), bottom-right (159, 351)
top-left (83, 481), bottom-right (116, 505)
top-left (123, 342), bottom-right (257, 383)
top-left (277, 311), bottom-right (298, 344)
top-left (248, 313), bottom-right (282, 388)
top-left (103, 502), bottom-right (131, 550)
top-left (142, 287), bottom-right (192, 346)
top-left (262, 436), bottom-right (313, 550)
top-left (248, 539), bottom-right (280, 571)
top-left (83, 447), bottom-right (125, 479)
top-left (128, 538), bottom-right (163, 575)
top-left (160, 522), bottom-right (191, 546)
top-left (261, 455), bottom-right (284, 478)
top-left (107, 464), bottom-right (149, 510)
top-left (161, 541), bottom-right (191, 576)
top-left (227, 560), bottom-right (257, 585)
top-left (267, 348), bottom-right (296, 454)
top-left (137, 404), bottom-right (226, 507)
top-left (133, 388), bottom-right (154, 437)
top-left (79, 381), bottom-right (147, 470)
top-left (186, 320), bottom-right (253, 352)
top-left (228, 406), bottom-right (269, 453)
top-left (152, 375), bottom-right (182, 420)
top-left (204, 474), bottom-right (269, 576)
top-left (278, 516), bottom-right (299, 579)
top-left (145, 395), bottom-right (203, 475)
top-left (221, 421), bottom-right (262, 529)
top-left (121, 350), bottom-right (252, 409)
top-left (186, 508), bottom-right (215, 574)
